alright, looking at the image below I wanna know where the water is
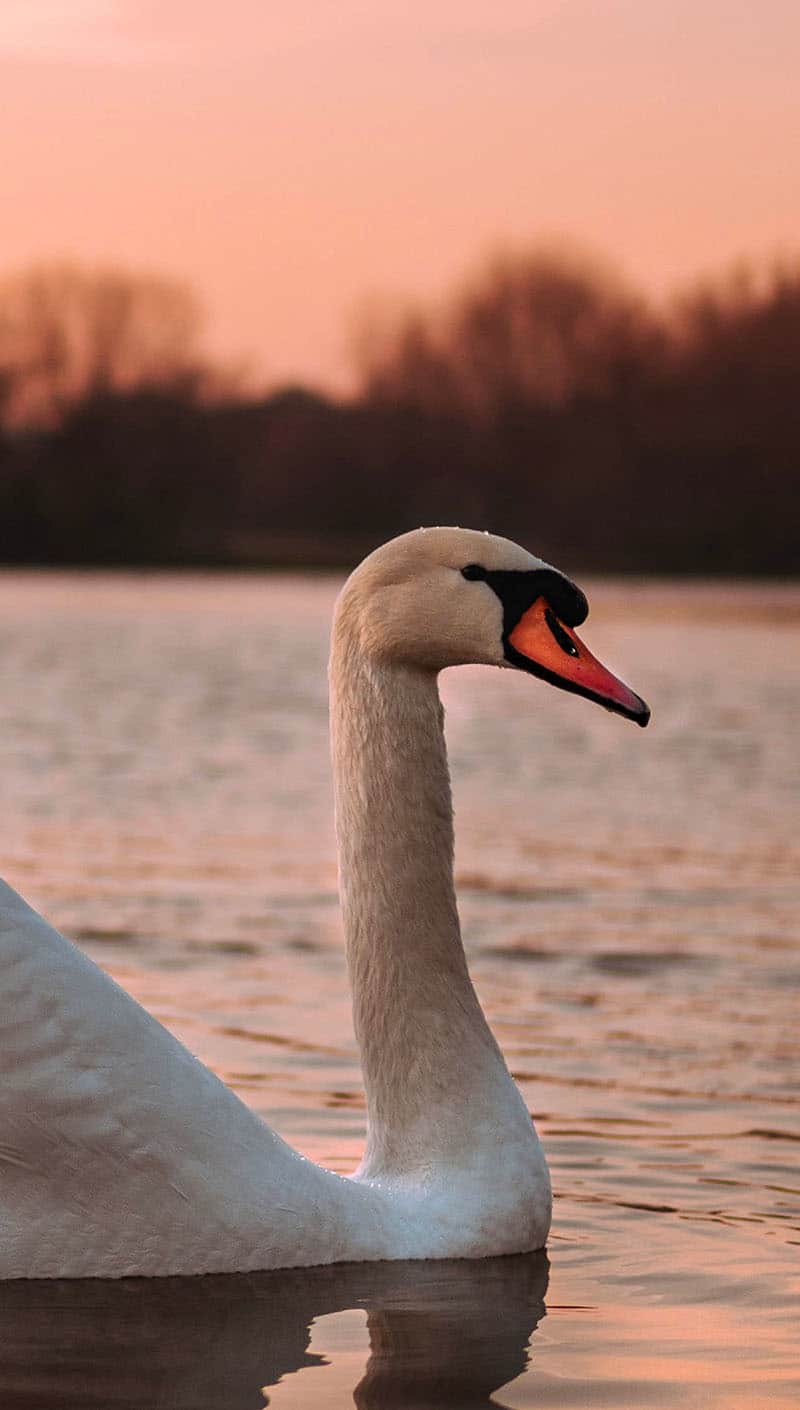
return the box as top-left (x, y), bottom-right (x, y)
top-left (0, 571), bottom-right (797, 1408)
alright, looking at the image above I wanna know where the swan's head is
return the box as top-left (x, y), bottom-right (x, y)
top-left (336, 526), bottom-right (649, 726)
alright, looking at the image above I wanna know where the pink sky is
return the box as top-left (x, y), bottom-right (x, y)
top-left (1, 1), bottom-right (798, 392)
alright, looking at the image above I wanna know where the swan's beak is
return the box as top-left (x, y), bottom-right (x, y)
top-left (507, 597), bottom-right (650, 727)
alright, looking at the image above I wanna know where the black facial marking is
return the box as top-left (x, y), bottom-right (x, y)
top-left (481, 568), bottom-right (589, 631)
top-left (461, 563), bottom-right (487, 581)
top-left (545, 606), bottom-right (579, 657)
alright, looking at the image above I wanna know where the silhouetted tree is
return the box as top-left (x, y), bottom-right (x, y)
top-left (0, 264), bottom-right (214, 429)
top-left (353, 249), bottom-right (798, 573)
top-left (355, 248), bottom-right (663, 418)
top-left (0, 252), bottom-right (797, 572)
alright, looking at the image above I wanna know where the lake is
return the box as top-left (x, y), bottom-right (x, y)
top-left (0, 571), bottom-right (797, 1409)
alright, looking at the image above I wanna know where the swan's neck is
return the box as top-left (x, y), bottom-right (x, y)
top-left (330, 629), bottom-right (519, 1178)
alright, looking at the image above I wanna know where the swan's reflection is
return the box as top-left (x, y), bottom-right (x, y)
top-left (0, 1252), bottom-right (548, 1410)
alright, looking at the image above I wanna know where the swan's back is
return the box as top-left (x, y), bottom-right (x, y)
top-left (0, 880), bottom-right (383, 1277)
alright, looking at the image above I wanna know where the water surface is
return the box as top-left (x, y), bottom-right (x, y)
top-left (0, 572), bottom-right (797, 1408)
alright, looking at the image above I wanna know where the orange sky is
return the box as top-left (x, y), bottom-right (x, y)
top-left (1, 1), bottom-right (798, 392)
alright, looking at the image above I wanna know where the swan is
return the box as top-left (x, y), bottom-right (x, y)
top-left (0, 526), bottom-right (649, 1279)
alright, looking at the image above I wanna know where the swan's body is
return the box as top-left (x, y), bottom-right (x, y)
top-left (0, 527), bottom-right (648, 1278)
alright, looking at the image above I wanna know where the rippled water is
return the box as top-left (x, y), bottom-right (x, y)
top-left (0, 571), bottom-right (798, 1409)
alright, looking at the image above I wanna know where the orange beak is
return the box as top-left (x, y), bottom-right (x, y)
top-left (508, 597), bottom-right (650, 727)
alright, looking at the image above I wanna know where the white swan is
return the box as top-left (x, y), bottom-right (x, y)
top-left (0, 527), bottom-right (648, 1279)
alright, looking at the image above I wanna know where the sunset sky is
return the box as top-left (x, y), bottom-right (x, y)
top-left (2, 1), bottom-right (798, 391)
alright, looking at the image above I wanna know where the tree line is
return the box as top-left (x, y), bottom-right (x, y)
top-left (0, 253), bottom-right (796, 572)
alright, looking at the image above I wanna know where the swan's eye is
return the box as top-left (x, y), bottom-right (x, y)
top-left (461, 563), bottom-right (486, 581)
top-left (545, 606), bottom-right (579, 657)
